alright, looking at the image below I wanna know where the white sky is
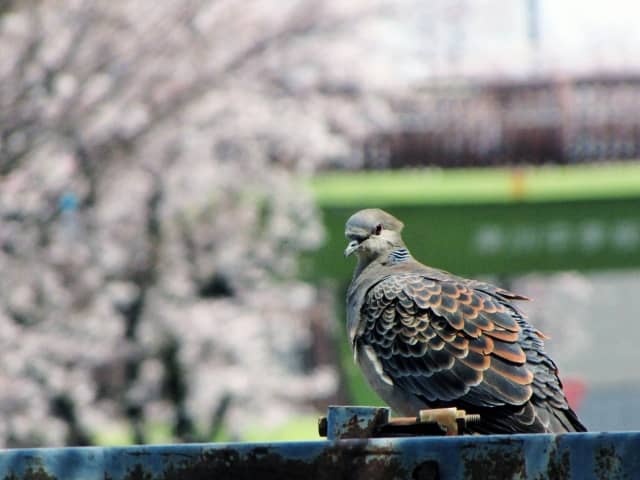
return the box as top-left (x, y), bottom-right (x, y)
top-left (541, 0), bottom-right (640, 72)
top-left (369, 0), bottom-right (640, 80)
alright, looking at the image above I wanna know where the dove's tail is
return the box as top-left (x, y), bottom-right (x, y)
top-left (547, 405), bottom-right (588, 432)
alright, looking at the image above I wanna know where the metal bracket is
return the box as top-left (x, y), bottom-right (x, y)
top-left (318, 405), bottom-right (481, 440)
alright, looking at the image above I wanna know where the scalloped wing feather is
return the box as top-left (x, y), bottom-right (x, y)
top-left (358, 273), bottom-right (586, 432)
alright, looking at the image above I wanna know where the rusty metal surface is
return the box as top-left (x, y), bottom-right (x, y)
top-left (1, 406), bottom-right (640, 479)
top-left (2, 433), bottom-right (640, 480)
top-left (324, 405), bottom-right (390, 440)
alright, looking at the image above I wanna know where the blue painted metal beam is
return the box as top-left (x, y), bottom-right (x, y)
top-left (2, 433), bottom-right (639, 479)
top-left (1, 406), bottom-right (639, 479)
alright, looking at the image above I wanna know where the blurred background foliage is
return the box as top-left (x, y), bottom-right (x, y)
top-left (1, 0), bottom-right (640, 446)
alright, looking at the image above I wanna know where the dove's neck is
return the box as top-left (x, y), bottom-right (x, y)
top-left (353, 246), bottom-right (411, 279)
top-left (388, 247), bottom-right (411, 264)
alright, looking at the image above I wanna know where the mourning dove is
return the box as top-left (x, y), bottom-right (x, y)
top-left (344, 208), bottom-right (586, 433)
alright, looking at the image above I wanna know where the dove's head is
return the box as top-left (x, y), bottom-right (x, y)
top-left (344, 208), bottom-right (405, 260)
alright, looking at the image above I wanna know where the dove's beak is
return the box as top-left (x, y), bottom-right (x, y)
top-left (344, 240), bottom-right (359, 257)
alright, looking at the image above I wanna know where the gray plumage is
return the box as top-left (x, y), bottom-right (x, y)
top-left (345, 208), bottom-right (586, 434)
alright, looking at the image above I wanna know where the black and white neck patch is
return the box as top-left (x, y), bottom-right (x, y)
top-left (388, 248), bottom-right (411, 264)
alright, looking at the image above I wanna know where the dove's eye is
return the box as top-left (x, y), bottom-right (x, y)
top-left (373, 223), bottom-right (383, 235)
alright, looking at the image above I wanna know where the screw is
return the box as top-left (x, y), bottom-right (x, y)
top-left (464, 414), bottom-right (481, 425)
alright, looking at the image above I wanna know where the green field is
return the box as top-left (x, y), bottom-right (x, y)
top-left (312, 162), bottom-right (640, 206)
top-left (305, 161), bottom-right (640, 280)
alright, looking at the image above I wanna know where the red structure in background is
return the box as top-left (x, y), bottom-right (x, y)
top-left (563, 378), bottom-right (587, 412)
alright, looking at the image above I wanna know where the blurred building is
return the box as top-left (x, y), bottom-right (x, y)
top-left (364, 74), bottom-right (640, 168)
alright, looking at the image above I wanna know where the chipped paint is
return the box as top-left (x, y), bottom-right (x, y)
top-left (461, 439), bottom-right (525, 480)
top-left (324, 405), bottom-right (389, 440)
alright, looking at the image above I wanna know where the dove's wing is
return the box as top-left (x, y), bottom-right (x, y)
top-left (358, 273), bottom-right (585, 433)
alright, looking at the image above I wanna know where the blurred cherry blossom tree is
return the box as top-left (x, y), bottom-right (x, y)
top-left (0, 0), bottom-right (425, 446)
